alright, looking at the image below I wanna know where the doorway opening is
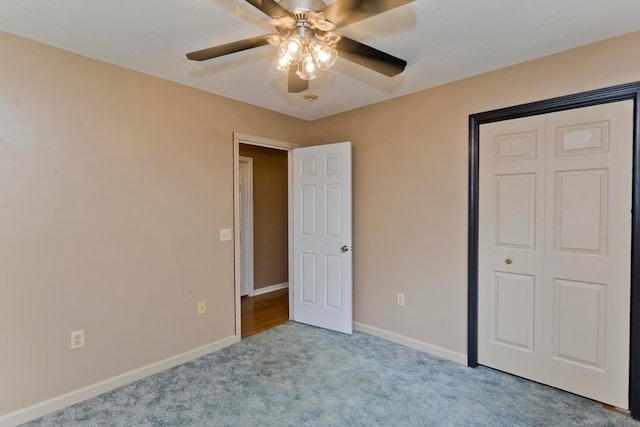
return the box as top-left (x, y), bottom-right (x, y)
top-left (239, 144), bottom-right (288, 337)
top-left (233, 133), bottom-right (298, 340)
top-left (234, 134), bottom-right (354, 338)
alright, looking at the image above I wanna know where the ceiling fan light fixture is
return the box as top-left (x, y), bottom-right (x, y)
top-left (295, 50), bottom-right (321, 80)
top-left (310, 40), bottom-right (337, 70)
top-left (275, 36), bottom-right (303, 72)
top-left (274, 23), bottom-right (337, 80)
top-left (270, 16), bottom-right (297, 30)
top-left (265, 34), bottom-right (284, 46)
top-left (307, 11), bottom-right (336, 32)
top-left (285, 37), bottom-right (302, 55)
top-left (316, 31), bottom-right (341, 47)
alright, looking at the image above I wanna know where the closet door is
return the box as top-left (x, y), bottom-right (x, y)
top-left (478, 101), bottom-right (633, 409)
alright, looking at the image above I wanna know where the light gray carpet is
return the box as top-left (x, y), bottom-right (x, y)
top-left (24, 322), bottom-right (638, 426)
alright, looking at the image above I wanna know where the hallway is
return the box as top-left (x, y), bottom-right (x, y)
top-left (241, 288), bottom-right (289, 338)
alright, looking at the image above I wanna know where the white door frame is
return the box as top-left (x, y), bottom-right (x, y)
top-left (233, 133), bottom-right (299, 341)
top-left (239, 156), bottom-right (254, 297)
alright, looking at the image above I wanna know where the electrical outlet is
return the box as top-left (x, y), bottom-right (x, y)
top-left (396, 292), bottom-right (405, 307)
top-left (70, 330), bottom-right (85, 350)
top-left (197, 300), bottom-right (207, 315)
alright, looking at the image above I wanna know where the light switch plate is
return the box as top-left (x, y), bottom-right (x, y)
top-left (219, 228), bottom-right (232, 241)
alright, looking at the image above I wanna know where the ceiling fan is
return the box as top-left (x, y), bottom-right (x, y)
top-left (186, 0), bottom-right (415, 93)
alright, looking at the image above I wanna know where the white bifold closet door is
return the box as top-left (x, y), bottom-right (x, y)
top-left (478, 101), bottom-right (633, 409)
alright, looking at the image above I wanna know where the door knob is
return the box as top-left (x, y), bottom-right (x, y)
top-left (341, 245), bottom-right (349, 253)
top-left (505, 258), bottom-right (512, 264)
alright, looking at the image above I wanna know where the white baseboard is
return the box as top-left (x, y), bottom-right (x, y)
top-left (2, 323), bottom-right (464, 426)
top-left (252, 282), bottom-right (288, 296)
top-left (353, 321), bottom-right (467, 366)
top-left (0, 335), bottom-right (237, 427)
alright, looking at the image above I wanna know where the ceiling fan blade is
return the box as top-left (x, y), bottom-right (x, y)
top-left (186, 36), bottom-right (270, 61)
top-left (288, 68), bottom-right (309, 93)
top-left (336, 36), bottom-right (407, 77)
top-left (245, 0), bottom-right (291, 18)
top-left (320, 0), bottom-right (414, 28)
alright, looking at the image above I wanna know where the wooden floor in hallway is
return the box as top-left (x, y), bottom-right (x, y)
top-left (241, 288), bottom-right (289, 338)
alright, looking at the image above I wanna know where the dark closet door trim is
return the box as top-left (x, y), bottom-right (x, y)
top-left (467, 81), bottom-right (640, 419)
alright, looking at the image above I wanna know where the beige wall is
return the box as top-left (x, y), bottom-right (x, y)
top-left (1, 27), bottom-right (639, 417)
top-left (304, 31), bottom-right (640, 355)
top-left (0, 31), bottom-right (309, 415)
top-left (238, 144), bottom-right (288, 290)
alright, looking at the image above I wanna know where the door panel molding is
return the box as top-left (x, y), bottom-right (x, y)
top-left (468, 81), bottom-right (640, 418)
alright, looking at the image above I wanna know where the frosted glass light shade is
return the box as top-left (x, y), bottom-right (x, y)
top-left (275, 36), bottom-right (302, 73)
top-left (311, 42), bottom-right (337, 71)
top-left (296, 51), bottom-right (322, 80)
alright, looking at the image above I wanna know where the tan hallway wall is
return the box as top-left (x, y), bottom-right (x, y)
top-left (0, 31), bottom-right (309, 415)
top-left (304, 31), bottom-right (640, 357)
top-left (238, 144), bottom-right (288, 291)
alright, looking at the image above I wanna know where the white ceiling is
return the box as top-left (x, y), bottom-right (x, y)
top-left (1, 0), bottom-right (639, 121)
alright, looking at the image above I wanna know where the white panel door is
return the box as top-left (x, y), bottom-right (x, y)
top-left (479, 101), bottom-right (633, 409)
top-left (479, 115), bottom-right (547, 379)
top-left (293, 141), bottom-right (352, 334)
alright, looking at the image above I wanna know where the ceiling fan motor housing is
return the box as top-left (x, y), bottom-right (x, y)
top-left (279, 0), bottom-right (328, 15)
